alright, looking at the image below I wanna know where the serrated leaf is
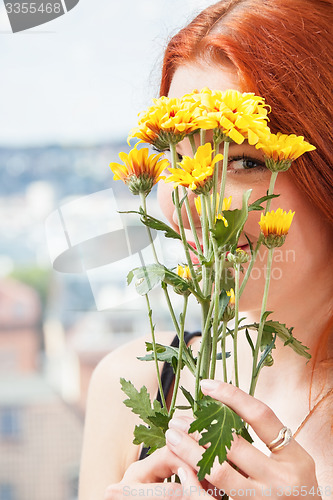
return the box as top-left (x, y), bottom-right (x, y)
top-left (133, 424), bottom-right (165, 454)
top-left (259, 320), bottom-right (311, 359)
top-left (121, 379), bottom-right (157, 425)
top-left (211, 190), bottom-right (252, 249)
top-left (189, 398), bottom-right (245, 480)
top-left (248, 193), bottom-right (280, 212)
top-left (148, 409), bottom-right (170, 430)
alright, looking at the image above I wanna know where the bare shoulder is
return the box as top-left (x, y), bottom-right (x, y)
top-left (79, 331), bottom-right (175, 500)
top-left (94, 330), bottom-right (176, 389)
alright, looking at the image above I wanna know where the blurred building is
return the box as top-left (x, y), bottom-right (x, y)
top-left (0, 278), bottom-right (83, 500)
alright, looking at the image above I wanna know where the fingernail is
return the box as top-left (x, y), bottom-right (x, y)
top-left (169, 418), bottom-right (188, 432)
top-left (200, 379), bottom-right (219, 391)
top-left (177, 467), bottom-right (187, 484)
top-left (165, 428), bottom-right (182, 446)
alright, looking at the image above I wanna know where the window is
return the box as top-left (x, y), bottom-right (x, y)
top-left (0, 484), bottom-right (15, 500)
top-left (0, 408), bottom-right (21, 439)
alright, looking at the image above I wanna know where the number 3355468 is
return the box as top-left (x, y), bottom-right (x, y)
top-left (5, 3), bottom-right (62, 14)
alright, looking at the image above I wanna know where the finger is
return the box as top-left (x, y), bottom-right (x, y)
top-left (121, 447), bottom-right (186, 483)
top-left (169, 416), bottom-right (203, 444)
top-left (226, 434), bottom-right (281, 483)
top-left (177, 466), bottom-right (213, 499)
top-left (105, 481), bottom-right (184, 500)
top-left (166, 427), bottom-right (255, 496)
top-left (200, 380), bottom-right (298, 457)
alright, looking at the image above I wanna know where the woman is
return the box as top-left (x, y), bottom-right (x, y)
top-left (79, 1), bottom-right (333, 498)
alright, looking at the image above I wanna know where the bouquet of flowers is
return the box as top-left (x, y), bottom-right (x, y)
top-left (109, 88), bottom-right (314, 481)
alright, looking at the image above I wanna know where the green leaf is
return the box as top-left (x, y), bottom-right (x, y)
top-left (121, 379), bottom-right (170, 453)
top-left (189, 397), bottom-right (246, 480)
top-left (218, 289), bottom-right (231, 322)
top-left (256, 334), bottom-right (276, 373)
top-left (220, 269), bottom-right (235, 293)
top-left (133, 424), bottom-right (166, 454)
top-left (212, 189), bottom-right (252, 249)
top-left (245, 328), bottom-right (255, 353)
top-left (148, 408), bottom-right (170, 430)
top-left (263, 320), bottom-right (311, 359)
top-left (127, 264), bottom-right (192, 296)
top-left (121, 379), bottom-right (165, 425)
top-left (216, 351), bottom-right (231, 360)
top-left (238, 426), bottom-right (253, 444)
top-left (248, 193), bottom-right (280, 212)
top-left (180, 386), bottom-right (195, 410)
top-left (248, 320), bottom-right (311, 359)
top-left (119, 210), bottom-right (181, 240)
top-left (138, 342), bottom-right (183, 370)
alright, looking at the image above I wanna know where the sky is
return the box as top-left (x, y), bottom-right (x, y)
top-left (0, 0), bottom-right (214, 146)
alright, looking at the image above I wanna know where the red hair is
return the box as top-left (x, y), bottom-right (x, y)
top-left (160, 0), bottom-right (333, 225)
top-left (160, 0), bottom-right (333, 399)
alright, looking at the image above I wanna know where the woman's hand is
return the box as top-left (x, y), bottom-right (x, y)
top-left (165, 380), bottom-right (320, 500)
top-left (104, 446), bottom-right (188, 499)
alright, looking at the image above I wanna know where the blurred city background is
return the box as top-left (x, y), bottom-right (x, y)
top-left (0, 1), bottom-right (213, 499)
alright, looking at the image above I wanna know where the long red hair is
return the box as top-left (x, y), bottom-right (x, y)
top-left (160, 0), bottom-right (333, 224)
top-left (160, 0), bottom-right (333, 397)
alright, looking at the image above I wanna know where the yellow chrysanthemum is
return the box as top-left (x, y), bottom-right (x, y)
top-left (177, 264), bottom-right (191, 280)
top-left (164, 143), bottom-right (223, 194)
top-left (194, 193), bottom-right (232, 216)
top-left (187, 88), bottom-right (271, 145)
top-left (128, 96), bottom-right (200, 151)
top-left (110, 147), bottom-right (169, 195)
top-left (255, 132), bottom-right (316, 172)
top-left (195, 193), bottom-right (231, 227)
top-left (226, 288), bottom-right (235, 306)
top-left (259, 208), bottom-right (295, 248)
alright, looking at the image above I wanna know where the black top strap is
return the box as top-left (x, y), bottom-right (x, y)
top-left (138, 331), bottom-right (201, 461)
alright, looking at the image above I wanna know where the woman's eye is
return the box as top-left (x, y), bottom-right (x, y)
top-left (228, 155), bottom-right (266, 172)
top-left (177, 152), bottom-right (183, 161)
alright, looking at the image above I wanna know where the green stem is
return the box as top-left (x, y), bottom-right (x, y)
top-left (239, 171), bottom-right (278, 296)
top-left (181, 186), bottom-right (203, 259)
top-left (205, 195), bottom-right (221, 380)
top-left (140, 193), bottom-right (181, 337)
top-left (212, 139), bottom-right (222, 217)
top-left (169, 295), bottom-right (189, 415)
top-left (145, 294), bottom-right (167, 408)
top-left (195, 298), bottom-right (214, 405)
top-left (140, 193), bottom-right (159, 263)
top-left (221, 321), bottom-right (228, 383)
top-left (170, 143), bottom-right (201, 296)
top-left (189, 135), bottom-right (197, 156)
top-left (217, 141), bottom-right (230, 214)
top-left (233, 263), bottom-right (240, 387)
top-left (249, 248), bottom-right (274, 396)
top-left (200, 129), bottom-right (206, 146)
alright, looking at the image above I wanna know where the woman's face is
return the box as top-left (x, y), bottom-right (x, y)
top-left (157, 62), bottom-right (332, 314)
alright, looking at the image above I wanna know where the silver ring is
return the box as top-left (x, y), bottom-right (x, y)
top-left (267, 426), bottom-right (293, 452)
